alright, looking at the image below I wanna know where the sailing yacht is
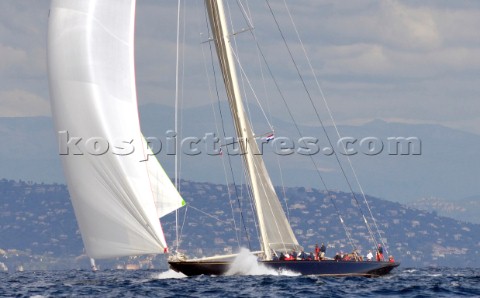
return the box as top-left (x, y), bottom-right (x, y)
top-left (48, 0), bottom-right (398, 276)
top-left (168, 0), bottom-right (398, 277)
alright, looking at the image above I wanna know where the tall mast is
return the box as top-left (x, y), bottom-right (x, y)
top-left (205, 0), bottom-right (300, 260)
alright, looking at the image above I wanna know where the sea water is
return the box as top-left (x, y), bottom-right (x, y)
top-left (0, 267), bottom-right (479, 297)
top-left (1, 252), bottom-right (478, 298)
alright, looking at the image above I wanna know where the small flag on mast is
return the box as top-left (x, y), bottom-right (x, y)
top-left (263, 133), bottom-right (275, 143)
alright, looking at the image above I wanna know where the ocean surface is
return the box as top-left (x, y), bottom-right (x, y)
top-left (0, 267), bottom-right (478, 297)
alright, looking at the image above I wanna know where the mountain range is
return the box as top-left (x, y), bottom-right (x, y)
top-left (0, 103), bottom-right (478, 221)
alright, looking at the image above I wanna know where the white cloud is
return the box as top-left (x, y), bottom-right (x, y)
top-left (0, 44), bottom-right (27, 71)
top-left (379, 0), bottom-right (442, 50)
top-left (0, 0), bottom-right (478, 135)
top-left (0, 89), bottom-right (50, 117)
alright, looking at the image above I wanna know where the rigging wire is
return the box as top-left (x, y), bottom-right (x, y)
top-left (174, 0), bottom-right (188, 251)
top-left (238, 0), bottom-right (291, 223)
top-left (230, 0), bottom-right (275, 132)
top-left (233, 0), bottom-right (292, 237)
top-left (265, 0), bottom-right (379, 251)
top-left (228, 47), bottom-right (274, 131)
top-left (282, 0), bottom-right (388, 255)
top-left (178, 203), bottom-right (189, 249)
top-left (202, 3), bottom-right (252, 251)
top-left (237, 2), bottom-right (358, 252)
top-left (188, 204), bottom-right (233, 225)
top-left (226, 0), bottom-right (254, 134)
top-left (228, 0), bottom-right (295, 254)
top-left (174, 0), bottom-right (387, 258)
top-left (226, 0), bottom-right (262, 250)
top-left (174, 0), bottom-right (181, 252)
top-left (198, 4), bottom-right (242, 248)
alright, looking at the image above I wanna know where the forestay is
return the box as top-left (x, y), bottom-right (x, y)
top-left (48, 0), bottom-right (184, 259)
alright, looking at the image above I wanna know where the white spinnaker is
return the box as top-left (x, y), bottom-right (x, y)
top-left (48, 0), bottom-right (183, 259)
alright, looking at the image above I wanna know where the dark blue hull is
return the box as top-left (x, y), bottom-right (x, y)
top-left (168, 260), bottom-right (399, 277)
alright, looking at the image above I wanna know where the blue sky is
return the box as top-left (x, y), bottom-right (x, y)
top-left (0, 0), bottom-right (479, 134)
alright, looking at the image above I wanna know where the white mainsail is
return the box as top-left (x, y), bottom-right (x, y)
top-left (205, 0), bottom-right (301, 260)
top-left (48, 0), bottom-right (184, 259)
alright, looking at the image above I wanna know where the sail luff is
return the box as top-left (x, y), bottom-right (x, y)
top-left (205, 0), bottom-right (301, 260)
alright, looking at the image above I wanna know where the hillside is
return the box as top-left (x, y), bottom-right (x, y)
top-left (0, 179), bottom-right (478, 271)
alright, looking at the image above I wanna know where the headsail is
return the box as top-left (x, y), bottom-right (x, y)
top-left (143, 138), bottom-right (186, 218)
top-left (205, 0), bottom-right (301, 260)
top-left (48, 0), bottom-right (183, 259)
